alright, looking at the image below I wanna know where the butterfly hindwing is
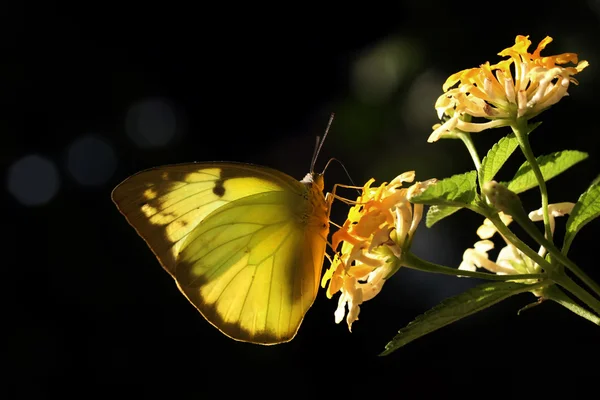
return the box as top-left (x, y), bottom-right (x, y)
top-left (175, 190), bottom-right (325, 343)
top-left (112, 162), bottom-right (330, 344)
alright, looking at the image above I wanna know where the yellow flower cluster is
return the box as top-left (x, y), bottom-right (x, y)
top-left (429, 35), bottom-right (588, 142)
top-left (322, 172), bottom-right (436, 330)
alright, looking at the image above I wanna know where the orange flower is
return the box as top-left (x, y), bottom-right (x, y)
top-left (323, 172), bottom-right (436, 331)
top-left (429, 35), bottom-right (588, 143)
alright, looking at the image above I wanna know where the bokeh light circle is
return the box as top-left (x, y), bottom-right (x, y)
top-left (67, 134), bottom-right (117, 186)
top-left (7, 154), bottom-right (60, 206)
top-left (125, 97), bottom-right (177, 148)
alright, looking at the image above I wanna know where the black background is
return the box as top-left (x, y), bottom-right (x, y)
top-left (6, 2), bottom-right (600, 395)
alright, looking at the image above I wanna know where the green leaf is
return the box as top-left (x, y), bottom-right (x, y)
top-left (380, 281), bottom-right (537, 356)
top-left (563, 180), bottom-right (600, 254)
top-left (479, 122), bottom-right (541, 185)
top-left (504, 150), bottom-right (588, 194)
top-left (426, 205), bottom-right (462, 228)
top-left (410, 170), bottom-right (478, 207)
top-left (480, 134), bottom-right (520, 185)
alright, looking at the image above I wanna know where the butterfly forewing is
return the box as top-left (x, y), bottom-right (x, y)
top-left (112, 163), bottom-right (301, 273)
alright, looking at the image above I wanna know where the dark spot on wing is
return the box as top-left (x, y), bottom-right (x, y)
top-left (213, 179), bottom-right (226, 197)
top-left (174, 220), bottom-right (188, 228)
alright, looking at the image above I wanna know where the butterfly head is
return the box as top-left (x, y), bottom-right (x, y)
top-left (301, 172), bottom-right (325, 191)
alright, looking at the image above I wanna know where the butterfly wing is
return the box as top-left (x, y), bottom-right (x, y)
top-left (112, 162), bottom-right (330, 344)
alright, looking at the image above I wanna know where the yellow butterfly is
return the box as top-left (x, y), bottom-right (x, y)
top-left (112, 118), bottom-right (334, 345)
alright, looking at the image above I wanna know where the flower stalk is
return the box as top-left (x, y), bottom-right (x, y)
top-left (458, 132), bottom-right (482, 174)
top-left (402, 251), bottom-right (546, 282)
top-left (511, 118), bottom-right (553, 242)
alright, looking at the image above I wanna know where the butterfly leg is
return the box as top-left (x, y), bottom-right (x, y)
top-left (328, 183), bottom-right (365, 206)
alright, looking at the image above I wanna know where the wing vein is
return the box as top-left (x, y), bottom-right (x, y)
top-left (268, 229), bottom-right (296, 338)
top-left (184, 222), bottom-right (266, 268)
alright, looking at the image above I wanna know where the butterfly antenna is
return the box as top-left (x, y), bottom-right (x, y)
top-left (310, 112), bottom-right (335, 173)
top-left (310, 136), bottom-right (321, 174)
top-left (322, 157), bottom-right (359, 189)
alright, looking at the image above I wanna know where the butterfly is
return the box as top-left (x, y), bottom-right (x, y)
top-left (111, 116), bottom-right (335, 344)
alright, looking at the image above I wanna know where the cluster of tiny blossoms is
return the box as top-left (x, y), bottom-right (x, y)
top-left (460, 202), bottom-right (574, 286)
top-left (429, 35), bottom-right (588, 143)
top-left (322, 172), bottom-right (436, 330)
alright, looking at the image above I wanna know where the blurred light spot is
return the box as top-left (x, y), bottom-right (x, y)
top-left (125, 97), bottom-right (177, 148)
top-left (67, 134), bottom-right (117, 186)
top-left (351, 37), bottom-right (420, 104)
top-left (401, 69), bottom-right (447, 134)
top-left (7, 154), bottom-right (60, 206)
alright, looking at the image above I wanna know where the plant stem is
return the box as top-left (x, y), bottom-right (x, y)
top-left (542, 285), bottom-right (600, 325)
top-left (509, 207), bottom-right (600, 298)
top-left (552, 273), bottom-right (600, 316)
top-left (402, 252), bottom-right (546, 282)
top-left (511, 118), bottom-right (553, 242)
top-left (458, 132), bottom-right (482, 174)
top-left (485, 212), bottom-right (553, 271)
top-left (404, 247), bottom-right (600, 318)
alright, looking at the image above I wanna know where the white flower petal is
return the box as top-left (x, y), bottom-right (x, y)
top-left (474, 239), bottom-right (495, 253)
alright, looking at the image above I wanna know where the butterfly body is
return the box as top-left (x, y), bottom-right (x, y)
top-left (112, 162), bottom-right (330, 344)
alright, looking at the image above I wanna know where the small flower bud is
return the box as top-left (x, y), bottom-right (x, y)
top-left (482, 180), bottom-right (524, 217)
